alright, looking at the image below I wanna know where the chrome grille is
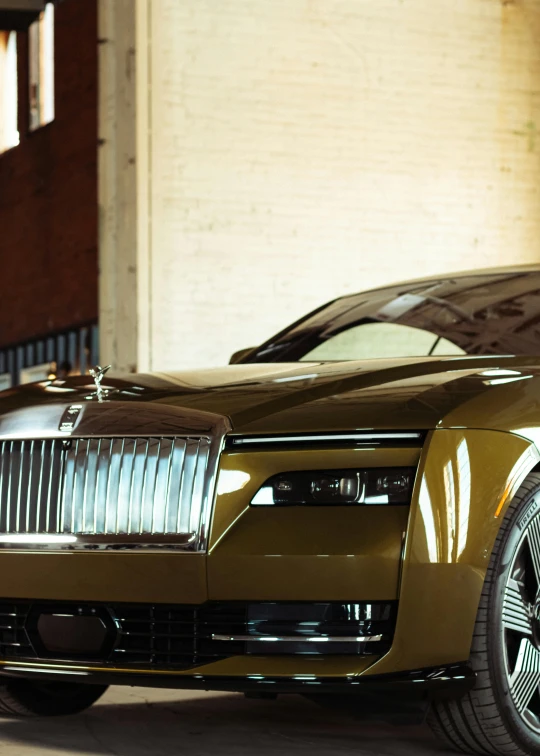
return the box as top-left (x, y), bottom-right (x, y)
top-left (0, 437), bottom-right (214, 549)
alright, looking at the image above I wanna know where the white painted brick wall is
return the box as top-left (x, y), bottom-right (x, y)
top-left (135, 0), bottom-right (540, 371)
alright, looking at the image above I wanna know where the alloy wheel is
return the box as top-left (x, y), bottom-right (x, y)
top-left (503, 511), bottom-right (540, 732)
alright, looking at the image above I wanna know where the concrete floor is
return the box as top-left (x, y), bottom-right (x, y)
top-left (0, 686), bottom-right (455, 755)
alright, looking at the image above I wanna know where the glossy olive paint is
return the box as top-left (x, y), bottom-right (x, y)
top-left (4, 355), bottom-right (540, 435)
top-left (0, 552), bottom-right (207, 604)
top-left (208, 448), bottom-right (418, 601)
top-left (366, 428), bottom-right (539, 675)
top-left (1, 353), bottom-right (540, 680)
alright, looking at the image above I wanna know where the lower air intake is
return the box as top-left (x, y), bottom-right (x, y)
top-left (0, 600), bottom-right (396, 670)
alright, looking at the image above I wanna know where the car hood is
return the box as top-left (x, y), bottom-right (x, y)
top-left (1, 355), bottom-right (540, 436)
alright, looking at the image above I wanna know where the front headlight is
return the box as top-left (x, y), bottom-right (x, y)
top-left (250, 468), bottom-right (415, 507)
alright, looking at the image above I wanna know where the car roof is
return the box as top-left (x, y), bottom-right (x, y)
top-left (340, 263), bottom-right (540, 299)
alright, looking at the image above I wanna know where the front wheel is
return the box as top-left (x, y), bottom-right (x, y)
top-left (0, 679), bottom-right (108, 717)
top-left (429, 472), bottom-right (540, 755)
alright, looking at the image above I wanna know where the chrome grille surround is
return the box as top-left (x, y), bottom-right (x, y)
top-left (0, 437), bottom-right (216, 550)
top-left (0, 400), bottom-right (231, 553)
top-left (0, 401), bottom-right (231, 552)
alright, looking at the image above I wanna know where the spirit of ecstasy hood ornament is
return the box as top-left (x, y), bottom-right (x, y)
top-left (89, 364), bottom-right (112, 402)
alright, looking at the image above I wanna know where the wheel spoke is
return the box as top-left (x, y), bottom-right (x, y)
top-left (510, 638), bottom-right (540, 713)
top-left (503, 578), bottom-right (533, 636)
top-left (527, 515), bottom-right (540, 588)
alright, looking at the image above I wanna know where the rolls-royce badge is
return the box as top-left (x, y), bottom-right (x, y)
top-left (58, 404), bottom-right (83, 433)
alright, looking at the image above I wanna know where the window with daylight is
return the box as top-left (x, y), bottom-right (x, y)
top-left (0, 31), bottom-right (20, 153)
top-left (29, 1), bottom-right (55, 131)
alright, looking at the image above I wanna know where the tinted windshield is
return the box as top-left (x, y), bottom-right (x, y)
top-left (245, 271), bottom-right (540, 362)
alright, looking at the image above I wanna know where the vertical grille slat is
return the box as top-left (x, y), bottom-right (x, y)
top-left (141, 439), bottom-right (161, 534)
top-left (162, 439), bottom-right (175, 535)
top-left (152, 439), bottom-right (173, 535)
top-left (0, 442), bottom-right (6, 533)
top-left (6, 441), bottom-right (14, 532)
top-left (25, 440), bottom-right (34, 532)
top-left (15, 440), bottom-right (25, 533)
top-left (62, 440), bottom-right (76, 534)
top-left (74, 439), bottom-right (85, 533)
top-left (114, 438), bottom-right (127, 534)
top-left (0, 436), bottom-right (213, 545)
top-left (80, 439), bottom-right (91, 533)
top-left (54, 440), bottom-right (65, 534)
top-left (35, 440), bottom-right (46, 533)
top-left (137, 440), bottom-right (150, 535)
top-left (116, 438), bottom-right (133, 534)
top-left (71, 439), bottom-right (86, 534)
top-left (107, 439), bottom-right (123, 535)
top-left (168, 439), bottom-right (186, 535)
top-left (178, 440), bottom-right (198, 535)
top-left (93, 438), bottom-right (103, 534)
top-left (47, 441), bottom-right (57, 533)
top-left (190, 440), bottom-right (210, 538)
top-left (99, 438), bottom-right (114, 534)
top-left (83, 439), bottom-right (98, 533)
top-left (129, 440), bottom-right (145, 535)
top-left (151, 440), bottom-right (163, 534)
top-left (126, 440), bottom-right (138, 535)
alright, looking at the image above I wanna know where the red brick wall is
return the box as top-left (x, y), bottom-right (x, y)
top-left (0, 0), bottom-right (97, 348)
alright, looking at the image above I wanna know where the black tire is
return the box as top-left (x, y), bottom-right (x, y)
top-left (428, 472), bottom-right (540, 755)
top-left (0, 679), bottom-right (108, 717)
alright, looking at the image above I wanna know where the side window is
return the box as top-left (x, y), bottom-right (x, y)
top-left (299, 322), bottom-right (466, 361)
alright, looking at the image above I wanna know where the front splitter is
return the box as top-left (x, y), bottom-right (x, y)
top-left (0, 661), bottom-right (475, 699)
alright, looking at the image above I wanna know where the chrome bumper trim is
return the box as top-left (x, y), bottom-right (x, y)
top-left (211, 634), bottom-right (384, 643)
top-left (0, 532), bottom-right (197, 550)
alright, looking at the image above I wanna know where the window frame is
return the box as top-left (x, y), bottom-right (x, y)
top-left (28, 1), bottom-right (54, 132)
top-left (0, 29), bottom-right (20, 154)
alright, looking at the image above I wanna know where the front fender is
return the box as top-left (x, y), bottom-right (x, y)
top-left (365, 428), bottom-right (539, 676)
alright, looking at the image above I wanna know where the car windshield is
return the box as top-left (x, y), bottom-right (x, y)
top-left (244, 271), bottom-right (540, 362)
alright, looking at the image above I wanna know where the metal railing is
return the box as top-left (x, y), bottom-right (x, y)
top-left (0, 323), bottom-right (99, 387)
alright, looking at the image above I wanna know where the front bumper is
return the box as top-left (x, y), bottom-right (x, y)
top-left (0, 428), bottom-right (536, 689)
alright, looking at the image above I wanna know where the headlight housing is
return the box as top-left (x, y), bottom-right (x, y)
top-left (250, 468), bottom-right (415, 507)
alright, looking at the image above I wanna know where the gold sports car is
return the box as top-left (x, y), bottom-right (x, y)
top-left (2, 265), bottom-right (540, 755)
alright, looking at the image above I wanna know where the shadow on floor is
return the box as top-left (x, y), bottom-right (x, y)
top-left (0, 687), bottom-right (455, 755)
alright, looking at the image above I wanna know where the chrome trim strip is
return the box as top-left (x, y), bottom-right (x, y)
top-left (3, 666), bottom-right (90, 676)
top-left (0, 533), bottom-right (196, 548)
top-left (229, 432), bottom-right (422, 446)
top-left (0, 535), bottom-right (77, 545)
top-left (199, 431), bottom-right (226, 549)
top-left (211, 634), bottom-right (384, 643)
